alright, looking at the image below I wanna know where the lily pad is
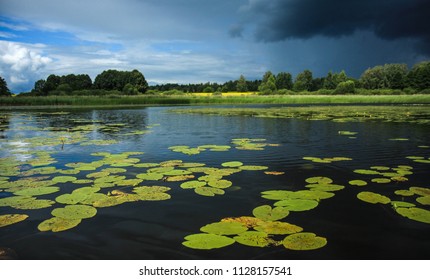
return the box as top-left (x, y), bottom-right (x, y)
top-left (354, 169), bottom-right (380, 175)
top-left (349, 180), bottom-right (368, 187)
top-left (282, 232), bottom-right (327, 250)
top-left (394, 189), bottom-right (415, 196)
top-left (371, 178), bottom-right (391, 184)
top-left (163, 169), bottom-right (192, 176)
top-left (409, 187), bottom-right (430, 196)
top-left (180, 181), bottom-right (207, 189)
top-left (305, 177), bottom-right (333, 184)
top-left (254, 221), bottom-right (303, 235)
top-left (391, 201), bottom-right (416, 208)
top-left (252, 205), bottom-right (289, 221)
top-left (183, 233), bottom-right (235, 249)
top-left (194, 186), bottom-right (225, 197)
top-left (305, 184), bottom-right (345, 192)
top-left (264, 171), bottom-right (285, 175)
top-left (52, 205), bottom-right (97, 219)
top-left (233, 231), bottom-right (277, 247)
top-left (14, 186), bottom-right (59, 196)
top-left (221, 161), bottom-right (243, 168)
top-left (208, 179), bottom-right (232, 189)
top-left (52, 176), bottom-right (77, 183)
top-left (200, 221), bottom-right (248, 235)
top-left (239, 165), bottom-right (269, 171)
top-left (357, 191), bottom-right (391, 204)
top-left (136, 192), bottom-right (171, 201)
top-left (165, 175), bottom-right (194, 182)
top-left (274, 199), bottom-right (319, 211)
top-left (416, 196), bottom-right (430, 206)
top-left (0, 214), bottom-right (29, 228)
top-left (136, 173), bottom-right (164, 181)
top-left (38, 217), bottom-right (81, 232)
top-left (221, 216), bottom-right (263, 228)
top-left (261, 190), bottom-right (295, 201)
top-left (396, 207), bottom-right (430, 224)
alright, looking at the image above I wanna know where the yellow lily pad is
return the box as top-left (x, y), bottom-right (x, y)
top-left (396, 207), bottom-right (430, 224)
top-left (283, 232), bottom-right (327, 250)
top-left (38, 217), bottom-right (81, 232)
top-left (0, 214), bottom-right (29, 228)
top-left (254, 221), bottom-right (303, 235)
top-left (200, 221), bottom-right (248, 235)
top-left (357, 191), bottom-right (391, 204)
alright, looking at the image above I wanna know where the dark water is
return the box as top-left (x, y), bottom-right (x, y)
top-left (0, 105), bottom-right (429, 260)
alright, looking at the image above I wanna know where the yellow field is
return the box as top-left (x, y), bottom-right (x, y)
top-left (192, 92), bottom-right (259, 97)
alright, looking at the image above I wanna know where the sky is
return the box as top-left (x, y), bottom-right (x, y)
top-left (0, 0), bottom-right (429, 93)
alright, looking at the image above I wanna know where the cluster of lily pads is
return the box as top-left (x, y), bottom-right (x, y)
top-left (171, 106), bottom-right (430, 125)
top-left (406, 156), bottom-right (430, 164)
top-left (168, 138), bottom-right (280, 155)
top-left (303, 156), bottom-right (353, 164)
top-left (350, 165), bottom-right (430, 224)
top-left (183, 176), bottom-right (344, 251)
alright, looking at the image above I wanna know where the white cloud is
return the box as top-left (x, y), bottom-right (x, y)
top-left (0, 41), bottom-right (52, 92)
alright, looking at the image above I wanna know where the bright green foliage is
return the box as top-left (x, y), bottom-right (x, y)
top-left (183, 233), bottom-right (235, 249)
top-left (194, 187), bottom-right (225, 197)
top-left (52, 205), bottom-right (97, 219)
top-left (396, 207), bottom-right (430, 224)
top-left (409, 187), bottom-right (430, 196)
top-left (14, 186), bottom-right (59, 196)
top-left (416, 196), bottom-right (430, 206)
top-left (305, 177), bottom-right (333, 184)
top-left (208, 179), bottom-right (232, 189)
top-left (283, 232), bottom-right (327, 250)
top-left (38, 217), bottom-right (81, 232)
top-left (357, 191), bottom-right (391, 204)
top-left (252, 205), bottom-right (289, 221)
top-left (180, 181), bottom-right (206, 189)
top-left (233, 231), bottom-right (276, 247)
top-left (274, 199), bottom-right (319, 211)
top-left (0, 214), bottom-right (28, 228)
top-left (254, 221), bottom-right (303, 235)
top-left (221, 161), bottom-right (243, 167)
top-left (52, 176), bottom-right (77, 183)
top-left (200, 221), bottom-right (248, 235)
top-left (349, 180), bottom-right (368, 186)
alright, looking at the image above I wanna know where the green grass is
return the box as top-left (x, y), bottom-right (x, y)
top-left (1, 94), bottom-right (430, 107)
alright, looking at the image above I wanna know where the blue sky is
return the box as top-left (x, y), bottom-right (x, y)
top-left (0, 0), bottom-right (429, 93)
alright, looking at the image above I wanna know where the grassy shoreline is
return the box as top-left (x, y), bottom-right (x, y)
top-left (1, 94), bottom-right (430, 108)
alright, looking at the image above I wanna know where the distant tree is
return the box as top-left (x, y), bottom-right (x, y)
top-left (122, 83), bottom-right (139, 95)
top-left (293, 70), bottom-right (313, 91)
top-left (311, 77), bottom-right (325, 91)
top-left (236, 75), bottom-right (248, 92)
top-left (360, 64), bottom-right (407, 90)
top-left (56, 83), bottom-right (73, 94)
top-left (60, 74), bottom-right (92, 91)
top-left (259, 73), bottom-right (277, 94)
top-left (334, 80), bottom-right (355, 94)
top-left (43, 74), bottom-right (61, 94)
top-left (275, 72), bottom-right (293, 90)
top-left (33, 79), bottom-right (46, 94)
top-left (407, 61), bottom-right (430, 90)
top-left (0, 76), bottom-right (11, 96)
top-left (94, 69), bottom-right (148, 93)
top-left (323, 70), bottom-right (348, 89)
top-left (203, 86), bottom-right (214, 93)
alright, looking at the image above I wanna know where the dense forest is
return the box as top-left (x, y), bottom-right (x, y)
top-left (1, 61), bottom-right (429, 97)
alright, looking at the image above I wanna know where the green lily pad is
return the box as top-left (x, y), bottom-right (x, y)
top-left (115, 179), bottom-right (143, 187)
top-left (274, 199), bottom-right (319, 211)
top-left (239, 165), bottom-right (269, 171)
top-left (221, 216), bottom-right (264, 228)
top-left (305, 177), bottom-right (333, 184)
top-left (133, 186), bottom-right (171, 194)
top-left (371, 178), bottom-right (391, 184)
top-left (92, 196), bottom-right (125, 208)
top-left (165, 175), bottom-right (194, 182)
top-left (394, 189), bottom-right (415, 196)
top-left (147, 166), bottom-right (175, 174)
top-left (136, 173), bottom-right (164, 181)
top-left (163, 169), bottom-right (193, 176)
top-left (183, 233), bottom-right (235, 249)
top-left (292, 190), bottom-right (335, 201)
top-left (357, 191), bottom-right (391, 204)
top-left (11, 198), bottom-right (55, 210)
top-left (208, 179), bottom-right (232, 189)
top-left (391, 201), bottom-right (416, 208)
top-left (52, 205), bottom-right (97, 219)
top-left (38, 217), bottom-right (81, 232)
top-left (198, 175), bottom-right (223, 182)
top-left (254, 221), bottom-right (303, 235)
top-left (72, 179), bottom-right (93, 184)
top-left (86, 171), bottom-right (110, 178)
top-left (0, 214), bottom-right (29, 228)
top-left (396, 207), bottom-right (430, 224)
top-left (200, 221), bottom-right (248, 235)
top-left (233, 231), bottom-right (277, 247)
top-left (221, 161), bottom-right (243, 168)
top-left (252, 205), bottom-right (289, 221)
top-left (349, 180), bottom-right (368, 186)
top-left (305, 184), bottom-right (345, 192)
top-left (52, 176), bottom-right (77, 183)
top-left (136, 192), bottom-right (171, 201)
top-left (261, 190), bottom-right (295, 201)
top-left (354, 169), bottom-right (380, 175)
top-left (13, 186), bottom-right (60, 196)
top-left (416, 196), bottom-right (430, 206)
top-left (194, 186), bottom-right (225, 197)
top-left (180, 181), bottom-right (207, 189)
top-left (338, 131), bottom-right (357, 136)
top-left (370, 166), bottom-right (390, 171)
top-left (409, 187), bottom-right (430, 196)
top-left (101, 167), bottom-right (127, 173)
top-left (56, 193), bottom-right (87, 205)
top-left (283, 232), bottom-right (327, 250)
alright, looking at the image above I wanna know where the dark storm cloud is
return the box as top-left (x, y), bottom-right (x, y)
top-left (240, 0), bottom-right (430, 54)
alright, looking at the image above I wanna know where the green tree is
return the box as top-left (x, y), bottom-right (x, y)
top-left (203, 86), bottom-right (214, 93)
top-left (236, 75), bottom-right (248, 92)
top-left (122, 83), bottom-right (139, 95)
top-left (293, 70), bottom-right (313, 91)
top-left (323, 70), bottom-right (348, 89)
top-left (258, 73), bottom-right (277, 94)
top-left (94, 69), bottom-right (148, 93)
top-left (407, 61), bottom-right (430, 90)
top-left (334, 80), bottom-right (355, 94)
top-left (33, 79), bottom-right (46, 94)
top-left (275, 72), bottom-right (293, 90)
top-left (43, 74), bottom-right (61, 94)
top-left (56, 83), bottom-right (73, 95)
top-left (0, 76), bottom-right (11, 96)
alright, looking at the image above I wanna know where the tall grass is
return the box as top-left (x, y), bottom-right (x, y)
top-left (1, 94), bottom-right (430, 107)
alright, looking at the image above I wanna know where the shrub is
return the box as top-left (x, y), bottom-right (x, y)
top-left (334, 81), bottom-right (355, 94)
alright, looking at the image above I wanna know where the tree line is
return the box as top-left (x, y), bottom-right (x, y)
top-left (0, 60), bottom-right (429, 97)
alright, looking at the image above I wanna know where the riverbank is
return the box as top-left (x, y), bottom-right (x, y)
top-left (1, 94), bottom-right (430, 107)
